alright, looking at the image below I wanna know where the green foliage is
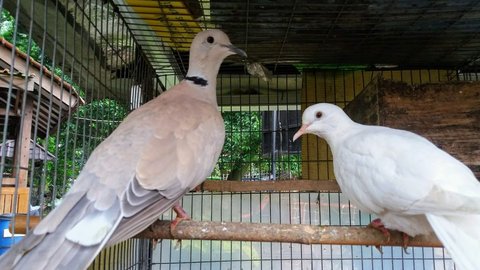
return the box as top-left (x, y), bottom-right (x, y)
top-left (1, 10), bottom-right (83, 98)
top-left (259, 153), bottom-right (302, 180)
top-left (0, 10), bottom-right (42, 61)
top-left (213, 111), bottom-right (302, 180)
top-left (217, 111), bottom-right (262, 180)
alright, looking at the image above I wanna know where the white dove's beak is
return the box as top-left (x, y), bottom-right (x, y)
top-left (224, 44), bottom-right (247, 58)
top-left (293, 124), bottom-right (309, 142)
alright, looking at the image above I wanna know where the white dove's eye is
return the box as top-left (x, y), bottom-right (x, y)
top-left (315, 111), bottom-right (323, 119)
top-left (207, 36), bottom-right (214, 43)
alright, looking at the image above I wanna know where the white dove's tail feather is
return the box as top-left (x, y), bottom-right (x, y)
top-left (0, 193), bottom-right (121, 270)
top-left (426, 214), bottom-right (480, 270)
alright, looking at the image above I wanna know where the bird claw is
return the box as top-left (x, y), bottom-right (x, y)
top-left (402, 233), bottom-right (411, 254)
top-left (174, 239), bottom-right (183, 249)
top-left (150, 238), bottom-right (162, 250)
top-left (368, 218), bottom-right (391, 242)
top-left (368, 218), bottom-right (390, 254)
top-left (374, 245), bottom-right (383, 254)
top-left (368, 219), bottom-right (412, 254)
top-left (170, 203), bottom-right (191, 231)
top-left (170, 203), bottom-right (190, 247)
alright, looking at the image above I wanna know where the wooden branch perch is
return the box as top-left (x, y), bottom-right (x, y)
top-left (11, 216), bottom-right (442, 247)
top-left (136, 220), bottom-right (443, 248)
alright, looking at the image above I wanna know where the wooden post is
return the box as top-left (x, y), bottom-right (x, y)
top-left (12, 94), bottom-right (33, 187)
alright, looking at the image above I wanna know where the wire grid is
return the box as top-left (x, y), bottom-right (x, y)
top-left (90, 238), bottom-right (151, 270)
top-left (150, 69), bottom-right (470, 270)
top-left (0, 0), bottom-right (158, 268)
top-left (0, 1), bottom-right (479, 270)
top-left (154, 191), bottom-right (454, 270)
top-left (112, 0), bottom-right (480, 73)
top-left (215, 73), bottom-right (302, 182)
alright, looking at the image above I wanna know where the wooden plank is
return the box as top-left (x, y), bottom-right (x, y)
top-left (0, 74), bottom-right (34, 91)
top-left (0, 40), bottom-right (81, 106)
top-left (0, 107), bottom-right (19, 117)
top-left (136, 220), bottom-right (442, 248)
top-left (1, 177), bottom-right (17, 186)
top-left (0, 187), bottom-right (30, 214)
top-left (196, 180), bottom-right (340, 193)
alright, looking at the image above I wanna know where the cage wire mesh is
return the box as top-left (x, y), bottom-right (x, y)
top-left (1, 0), bottom-right (480, 269)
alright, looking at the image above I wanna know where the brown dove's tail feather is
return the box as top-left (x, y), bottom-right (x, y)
top-left (426, 214), bottom-right (480, 270)
top-left (0, 193), bottom-right (122, 270)
top-left (107, 194), bottom-right (182, 246)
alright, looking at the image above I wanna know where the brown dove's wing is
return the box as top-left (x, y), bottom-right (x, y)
top-left (0, 171), bottom-right (123, 270)
top-left (0, 100), bottom-right (224, 269)
top-left (0, 28), bottom-right (243, 269)
top-left (107, 101), bottom-right (225, 245)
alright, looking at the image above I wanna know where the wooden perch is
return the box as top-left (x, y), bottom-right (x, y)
top-left (136, 220), bottom-right (443, 248)
top-left (10, 216), bottom-right (443, 248)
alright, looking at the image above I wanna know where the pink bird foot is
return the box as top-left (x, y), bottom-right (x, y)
top-left (369, 218), bottom-right (391, 241)
top-left (368, 218), bottom-right (391, 253)
top-left (368, 218), bottom-right (411, 253)
top-left (170, 203), bottom-right (191, 247)
top-left (170, 203), bottom-right (191, 231)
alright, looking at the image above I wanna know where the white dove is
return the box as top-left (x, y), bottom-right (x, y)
top-left (0, 29), bottom-right (246, 270)
top-left (293, 103), bottom-right (480, 270)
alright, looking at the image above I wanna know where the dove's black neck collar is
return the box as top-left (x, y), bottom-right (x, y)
top-left (185, 76), bottom-right (208, 87)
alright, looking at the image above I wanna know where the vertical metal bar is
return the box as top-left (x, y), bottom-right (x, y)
top-left (9, 0), bottom-right (27, 234)
top-left (23, 0), bottom-right (38, 235)
top-left (48, 0), bottom-right (61, 219)
top-left (270, 110), bottom-right (277, 180)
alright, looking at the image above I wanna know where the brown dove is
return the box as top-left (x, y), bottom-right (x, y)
top-left (0, 29), bottom-right (246, 270)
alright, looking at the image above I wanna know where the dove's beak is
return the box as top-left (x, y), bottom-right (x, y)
top-left (224, 44), bottom-right (247, 58)
top-left (293, 124), bottom-right (309, 142)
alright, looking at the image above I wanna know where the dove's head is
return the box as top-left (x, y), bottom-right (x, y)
top-left (293, 103), bottom-right (355, 143)
top-left (186, 29), bottom-right (246, 86)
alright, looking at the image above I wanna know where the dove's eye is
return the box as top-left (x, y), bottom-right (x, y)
top-left (207, 36), bottom-right (214, 44)
top-left (315, 111), bottom-right (323, 119)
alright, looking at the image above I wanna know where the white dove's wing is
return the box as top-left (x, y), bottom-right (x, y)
top-left (334, 126), bottom-right (480, 216)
